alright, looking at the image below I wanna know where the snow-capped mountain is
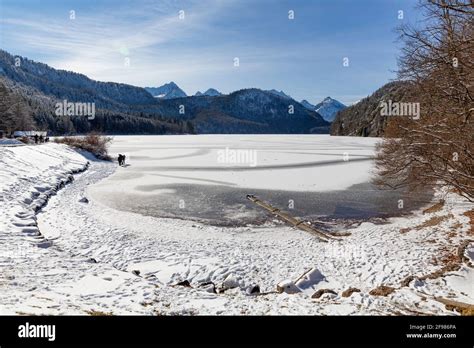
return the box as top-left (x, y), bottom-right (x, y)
top-left (195, 88), bottom-right (222, 97)
top-left (300, 99), bottom-right (316, 110)
top-left (154, 88), bottom-right (330, 134)
top-left (145, 82), bottom-right (187, 99)
top-left (314, 97), bottom-right (346, 122)
top-left (0, 49), bottom-right (331, 135)
top-left (267, 89), bottom-right (292, 99)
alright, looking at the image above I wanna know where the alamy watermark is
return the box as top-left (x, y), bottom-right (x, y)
top-left (55, 99), bottom-right (95, 120)
top-left (18, 322), bottom-right (55, 341)
top-left (380, 100), bottom-right (420, 120)
top-left (217, 147), bottom-right (258, 167)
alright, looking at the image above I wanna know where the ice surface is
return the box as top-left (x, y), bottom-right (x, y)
top-left (90, 135), bottom-right (431, 225)
top-left (97, 134), bottom-right (378, 192)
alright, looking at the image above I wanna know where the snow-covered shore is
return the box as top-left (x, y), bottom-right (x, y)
top-left (0, 142), bottom-right (472, 315)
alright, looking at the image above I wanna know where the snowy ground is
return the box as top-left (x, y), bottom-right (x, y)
top-left (0, 137), bottom-right (473, 315)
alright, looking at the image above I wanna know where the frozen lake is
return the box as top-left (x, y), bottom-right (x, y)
top-left (89, 135), bottom-right (432, 226)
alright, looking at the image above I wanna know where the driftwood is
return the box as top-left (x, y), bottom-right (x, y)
top-left (294, 268), bottom-right (314, 284)
top-left (341, 287), bottom-right (361, 297)
top-left (434, 297), bottom-right (474, 315)
top-left (246, 194), bottom-right (339, 242)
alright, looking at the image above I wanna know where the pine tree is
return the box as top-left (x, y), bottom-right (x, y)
top-left (0, 78), bottom-right (36, 133)
top-left (0, 80), bottom-right (16, 133)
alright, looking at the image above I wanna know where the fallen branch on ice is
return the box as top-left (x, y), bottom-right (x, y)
top-left (246, 194), bottom-right (342, 242)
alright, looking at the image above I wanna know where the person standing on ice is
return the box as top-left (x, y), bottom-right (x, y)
top-left (117, 154), bottom-right (126, 166)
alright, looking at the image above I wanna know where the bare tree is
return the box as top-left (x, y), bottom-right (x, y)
top-left (375, 0), bottom-right (474, 201)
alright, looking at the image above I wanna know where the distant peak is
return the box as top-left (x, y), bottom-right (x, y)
top-left (267, 89), bottom-right (292, 99)
top-left (194, 88), bottom-right (222, 96)
top-left (144, 81), bottom-right (187, 99)
top-left (204, 88), bottom-right (222, 95)
top-left (314, 97), bottom-right (347, 122)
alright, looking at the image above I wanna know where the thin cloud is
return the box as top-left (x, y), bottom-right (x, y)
top-left (1, 0), bottom-right (240, 84)
top-left (1, 0), bottom-right (406, 102)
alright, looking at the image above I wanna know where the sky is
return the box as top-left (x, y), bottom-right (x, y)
top-left (0, 0), bottom-right (422, 105)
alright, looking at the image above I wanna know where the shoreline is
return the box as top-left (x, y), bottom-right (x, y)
top-left (1, 143), bottom-right (473, 315)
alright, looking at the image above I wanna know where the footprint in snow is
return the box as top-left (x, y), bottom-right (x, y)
top-left (36, 240), bottom-right (53, 248)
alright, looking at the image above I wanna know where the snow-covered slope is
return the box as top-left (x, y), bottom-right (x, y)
top-left (145, 82), bottom-right (187, 99)
top-left (267, 89), bottom-right (293, 99)
top-left (301, 99), bottom-right (316, 110)
top-left (315, 97), bottom-right (346, 122)
top-left (0, 143), bottom-right (158, 314)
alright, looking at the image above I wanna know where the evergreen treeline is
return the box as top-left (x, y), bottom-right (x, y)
top-left (0, 76), bottom-right (194, 135)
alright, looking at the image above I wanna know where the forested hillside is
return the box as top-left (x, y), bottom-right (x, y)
top-left (330, 81), bottom-right (412, 137)
top-left (0, 49), bottom-right (328, 135)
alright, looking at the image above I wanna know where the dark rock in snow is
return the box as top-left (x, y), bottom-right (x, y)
top-left (247, 285), bottom-right (260, 295)
top-left (311, 288), bottom-right (338, 299)
top-left (36, 240), bottom-right (53, 248)
top-left (175, 280), bottom-right (192, 287)
top-left (199, 281), bottom-right (216, 293)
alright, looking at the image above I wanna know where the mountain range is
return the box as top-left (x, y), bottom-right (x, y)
top-left (266, 91), bottom-right (346, 123)
top-left (145, 88), bottom-right (329, 134)
top-left (148, 85), bottom-right (345, 123)
top-left (0, 50), bottom-right (329, 135)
